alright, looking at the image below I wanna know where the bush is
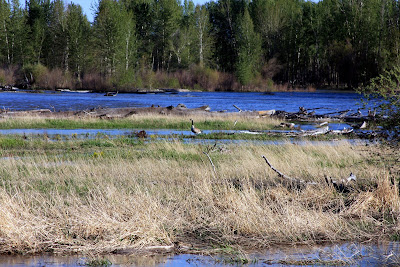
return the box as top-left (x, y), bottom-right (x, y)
top-left (22, 63), bottom-right (48, 89)
top-left (21, 64), bottom-right (74, 90)
top-left (359, 66), bottom-right (400, 129)
top-left (81, 72), bottom-right (111, 91)
top-left (0, 66), bottom-right (18, 86)
top-left (112, 70), bottom-right (136, 91)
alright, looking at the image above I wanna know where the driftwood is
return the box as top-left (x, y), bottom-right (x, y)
top-left (301, 125), bottom-right (330, 136)
top-left (262, 155), bottom-right (356, 192)
top-left (233, 104), bottom-right (243, 112)
top-left (262, 155), bottom-right (317, 189)
top-left (104, 91), bottom-right (118, 96)
top-left (325, 173), bottom-right (357, 193)
top-left (272, 106), bottom-right (377, 125)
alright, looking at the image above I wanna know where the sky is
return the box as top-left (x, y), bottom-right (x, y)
top-left (68, 0), bottom-right (210, 22)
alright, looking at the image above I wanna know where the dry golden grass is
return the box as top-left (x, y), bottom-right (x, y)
top-left (0, 140), bottom-right (398, 255)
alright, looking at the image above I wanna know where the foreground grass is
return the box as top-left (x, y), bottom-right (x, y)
top-left (0, 114), bottom-right (281, 131)
top-left (0, 135), bottom-right (399, 255)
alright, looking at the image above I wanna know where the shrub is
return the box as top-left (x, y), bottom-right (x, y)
top-left (22, 63), bottom-right (48, 89)
top-left (359, 66), bottom-right (400, 130)
top-left (81, 72), bottom-right (111, 91)
top-left (0, 66), bottom-right (18, 86)
top-left (112, 70), bottom-right (136, 91)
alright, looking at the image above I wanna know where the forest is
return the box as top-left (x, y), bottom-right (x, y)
top-left (0, 0), bottom-right (399, 91)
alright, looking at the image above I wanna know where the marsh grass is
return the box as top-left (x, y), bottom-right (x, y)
top-left (0, 114), bottom-right (281, 131)
top-left (0, 136), bottom-right (398, 255)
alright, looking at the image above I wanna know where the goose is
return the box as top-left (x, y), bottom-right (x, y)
top-left (190, 119), bottom-right (201, 134)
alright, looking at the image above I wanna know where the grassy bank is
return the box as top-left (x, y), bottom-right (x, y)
top-left (0, 114), bottom-right (281, 131)
top-left (0, 135), bottom-right (398, 255)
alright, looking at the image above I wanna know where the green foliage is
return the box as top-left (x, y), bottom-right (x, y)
top-left (235, 8), bottom-right (261, 85)
top-left (93, 0), bottom-right (136, 75)
top-left (85, 257), bottom-right (112, 267)
top-left (1, 0), bottom-right (400, 90)
top-left (359, 66), bottom-right (400, 128)
top-left (22, 63), bottom-right (48, 87)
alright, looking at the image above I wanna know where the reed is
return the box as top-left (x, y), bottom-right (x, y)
top-left (0, 137), bottom-right (398, 255)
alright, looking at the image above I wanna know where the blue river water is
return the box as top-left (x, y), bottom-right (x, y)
top-left (0, 241), bottom-right (398, 266)
top-left (0, 90), bottom-right (375, 114)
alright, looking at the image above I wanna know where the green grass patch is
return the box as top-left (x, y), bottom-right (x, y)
top-left (0, 137), bottom-right (26, 149)
top-left (0, 117), bottom-right (278, 131)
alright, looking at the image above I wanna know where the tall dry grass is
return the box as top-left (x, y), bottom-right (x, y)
top-left (0, 140), bottom-right (398, 255)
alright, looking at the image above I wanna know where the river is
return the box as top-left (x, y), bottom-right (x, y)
top-left (0, 242), bottom-right (398, 266)
top-left (0, 90), bottom-right (376, 114)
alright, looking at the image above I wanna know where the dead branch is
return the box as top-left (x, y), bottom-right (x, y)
top-left (233, 105), bottom-right (243, 112)
top-left (203, 151), bottom-right (217, 176)
top-left (261, 155), bottom-right (318, 189)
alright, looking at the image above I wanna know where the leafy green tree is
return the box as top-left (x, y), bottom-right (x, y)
top-left (26, 0), bottom-right (51, 64)
top-left (8, 0), bottom-right (28, 65)
top-left (359, 66), bottom-right (400, 128)
top-left (65, 3), bottom-right (91, 78)
top-left (193, 4), bottom-right (213, 67)
top-left (93, 0), bottom-right (136, 76)
top-left (251, 0), bottom-right (291, 58)
top-left (47, 0), bottom-right (67, 69)
top-left (152, 0), bottom-right (182, 71)
top-left (121, 0), bottom-right (155, 70)
top-left (208, 0), bottom-right (244, 72)
top-left (169, 0), bottom-right (195, 69)
top-left (235, 7), bottom-right (261, 85)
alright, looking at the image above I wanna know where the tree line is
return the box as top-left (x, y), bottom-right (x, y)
top-left (0, 0), bottom-right (399, 91)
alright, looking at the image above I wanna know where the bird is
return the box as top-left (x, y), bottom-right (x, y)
top-left (190, 119), bottom-right (201, 134)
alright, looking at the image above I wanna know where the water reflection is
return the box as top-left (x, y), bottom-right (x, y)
top-left (0, 242), bottom-right (398, 266)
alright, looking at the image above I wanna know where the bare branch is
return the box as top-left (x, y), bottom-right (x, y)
top-left (203, 151), bottom-right (216, 176)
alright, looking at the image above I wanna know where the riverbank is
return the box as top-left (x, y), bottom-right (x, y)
top-left (0, 133), bottom-right (399, 256)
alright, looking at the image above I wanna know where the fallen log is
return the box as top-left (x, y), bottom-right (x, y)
top-left (262, 155), bottom-right (356, 192)
top-left (262, 155), bottom-right (317, 189)
top-left (300, 125), bottom-right (330, 136)
top-left (258, 110), bottom-right (276, 116)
